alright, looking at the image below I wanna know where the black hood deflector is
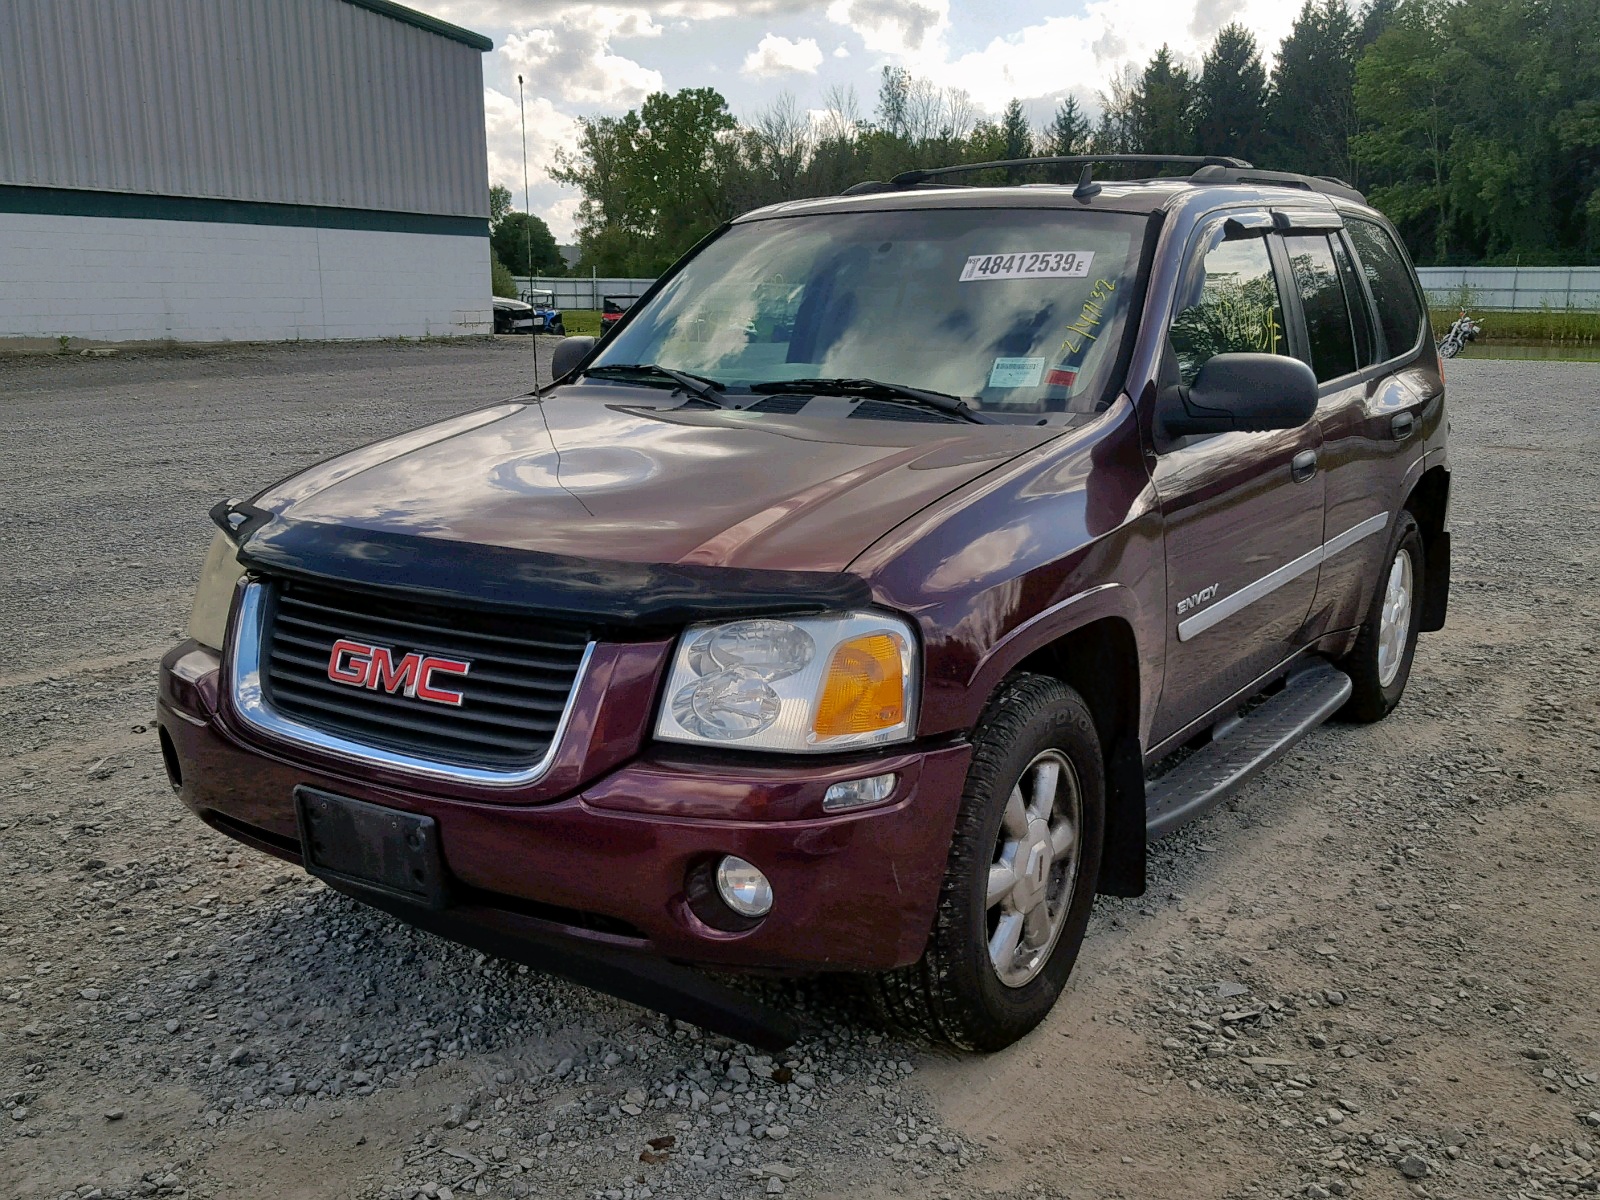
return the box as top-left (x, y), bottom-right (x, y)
top-left (233, 515), bottom-right (873, 628)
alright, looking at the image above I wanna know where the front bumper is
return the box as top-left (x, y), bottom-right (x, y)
top-left (157, 642), bottom-right (971, 973)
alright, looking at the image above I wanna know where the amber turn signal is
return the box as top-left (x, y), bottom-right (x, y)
top-left (812, 633), bottom-right (907, 739)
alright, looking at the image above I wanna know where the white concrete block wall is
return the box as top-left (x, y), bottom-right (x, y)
top-left (0, 212), bottom-right (493, 342)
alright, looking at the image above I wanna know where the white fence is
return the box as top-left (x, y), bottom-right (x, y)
top-left (1416, 266), bottom-right (1600, 311)
top-left (517, 269), bottom-right (1599, 313)
top-left (514, 276), bottom-right (656, 309)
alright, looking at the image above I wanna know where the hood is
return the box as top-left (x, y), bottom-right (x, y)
top-left (252, 385), bottom-right (1061, 574)
top-left (493, 298), bottom-right (532, 311)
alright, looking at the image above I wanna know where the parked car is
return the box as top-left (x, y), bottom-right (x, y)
top-left (492, 296), bottom-right (535, 335)
top-left (161, 154), bottom-right (1449, 1052)
top-left (600, 294), bottom-right (638, 331)
top-left (521, 289), bottom-right (566, 336)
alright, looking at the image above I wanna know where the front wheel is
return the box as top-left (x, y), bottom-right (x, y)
top-left (1338, 512), bottom-right (1424, 722)
top-left (874, 674), bottom-right (1104, 1050)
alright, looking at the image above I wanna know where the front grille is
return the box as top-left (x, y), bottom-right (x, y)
top-left (261, 580), bottom-right (590, 770)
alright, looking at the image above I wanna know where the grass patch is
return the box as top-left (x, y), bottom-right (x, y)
top-left (561, 309), bottom-right (603, 337)
top-left (1430, 306), bottom-right (1600, 343)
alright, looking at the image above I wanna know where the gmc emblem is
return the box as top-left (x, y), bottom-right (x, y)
top-left (326, 639), bottom-right (471, 707)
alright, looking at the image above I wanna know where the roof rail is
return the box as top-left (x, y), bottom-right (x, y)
top-left (839, 155), bottom-right (1368, 205)
top-left (888, 154), bottom-right (1251, 189)
top-left (1187, 164), bottom-right (1365, 203)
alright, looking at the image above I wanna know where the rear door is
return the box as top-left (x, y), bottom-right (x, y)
top-left (1290, 216), bottom-right (1433, 634)
top-left (1149, 213), bottom-right (1327, 744)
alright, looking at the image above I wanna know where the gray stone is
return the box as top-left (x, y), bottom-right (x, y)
top-left (1397, 1154), bottom-right (1430, 1179)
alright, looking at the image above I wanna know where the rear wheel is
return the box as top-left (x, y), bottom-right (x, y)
top-left (875, 674), bottom-right (1104, 1050)
top-left (1339, 512), bottom-right (1424, 722)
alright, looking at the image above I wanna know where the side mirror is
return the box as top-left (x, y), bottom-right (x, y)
top-left (1159, 353), bottom-right (1318, 440)
top-left (550, 335), bottom-right (596, 381)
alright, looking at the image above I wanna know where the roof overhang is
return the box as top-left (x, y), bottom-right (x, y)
top-left (342, 0), bottom-right (492, 51)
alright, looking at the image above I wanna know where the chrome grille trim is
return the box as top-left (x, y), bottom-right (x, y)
top-left (227, 581), bottom-right (595, 788)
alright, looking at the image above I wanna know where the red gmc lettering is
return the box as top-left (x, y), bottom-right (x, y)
top-left (327, 639), bottom-right (370, 685)
top-left (415, 657), bottom-right (470, 706)
top-left (367, 646), bottom-right (421, 696)
top-left (325, 639), bottom-right (470, 706)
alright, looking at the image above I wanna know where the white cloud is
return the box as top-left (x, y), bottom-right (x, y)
top-left (484, 86), bottom-right (578, 186)
top-left (499, 8), bottom-right (664, 109)
top-left (915, 0), bottom-right (1300, 112)
top-left (543, 195), bottom-right (584, 243)
top-left (825, 0), bottom-right (949, 58)
top-left (742, 33), bottom-right (824, 77)
top-left (483, 86), bottom-right (584, 236)
top-left (833, 42), bottom-right (850, 58)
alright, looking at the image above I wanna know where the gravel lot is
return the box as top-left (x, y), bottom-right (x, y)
top-left (1, 343), bottom-right (1596, 1200)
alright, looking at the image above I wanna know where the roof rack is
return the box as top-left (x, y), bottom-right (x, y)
top-left (1187, 164), bottom-right (1365, 203)
top-left (840, 154), bottom-right (1366, 204)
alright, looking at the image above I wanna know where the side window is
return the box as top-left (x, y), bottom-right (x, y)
top-left (1346, 219), bottom-right (1424, 360)
top-left (1169, 233), bottom-right (1288, 386)
top-left (1331, 235), bottom-right (1378, 368)
top-left (1284, 233), bottom-right (1357, 383)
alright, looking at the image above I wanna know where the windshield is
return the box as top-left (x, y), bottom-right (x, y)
top-left (591, 208), bottom-right (1147, 415)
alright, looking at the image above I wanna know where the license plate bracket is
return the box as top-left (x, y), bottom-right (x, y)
top-left (294, 786), bottom-right (449, 910)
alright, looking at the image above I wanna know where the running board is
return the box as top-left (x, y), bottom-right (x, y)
top-left (1145, 661), bottom-right (1352, 840)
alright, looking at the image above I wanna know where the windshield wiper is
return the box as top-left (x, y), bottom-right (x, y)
top-left (749, 377), bottom-right (994, 424)
top-left (585, 363), bottom-right (729, 407)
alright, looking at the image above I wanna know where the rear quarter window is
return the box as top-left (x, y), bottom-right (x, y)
top-left (1346, 219), bottom-right (1424, 360)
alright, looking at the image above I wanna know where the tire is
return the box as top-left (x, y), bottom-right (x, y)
top-left (1338, 511), bottom-right (1424, 722)
top-left (874, 674), bottom-right (1104, 1050)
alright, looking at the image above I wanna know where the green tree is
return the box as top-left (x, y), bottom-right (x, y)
top-left (1267, 0), bottom-right (1359, 180)
top-left (999, 99), bottom-right (1033, 160)
top-left (1133, 46), bottom-right (1195, 156)
top-left (490, 255), bottom-right (517, 298)
top-left (488, 183), bottom-right (513, 227)
top-left (554, 87), bottom-right (738, 274)
top-left (491, 211), bottom-right (563, 277)
top-left (1044, 96), bottom-right (1091, 157)
top-left (1193, 24), bottom-right (1269, 162)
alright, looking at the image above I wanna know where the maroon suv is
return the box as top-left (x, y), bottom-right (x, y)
top-left (159, 156), bottom-right (1449, 1051)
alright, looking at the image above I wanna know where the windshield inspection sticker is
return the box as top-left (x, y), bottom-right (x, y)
top-left (960, 251), bottom-right (1095, 282)
top-left (989, 357), bottom-right (1045, 388)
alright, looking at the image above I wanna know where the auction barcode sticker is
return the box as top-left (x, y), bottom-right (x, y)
top-left (959, 251), bottom-right (1095, 282)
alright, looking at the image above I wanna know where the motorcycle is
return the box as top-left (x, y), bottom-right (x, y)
top-left (1437, 309), bottom-right (1481, 359)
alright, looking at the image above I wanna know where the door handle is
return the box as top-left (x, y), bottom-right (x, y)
top-left (1291, 449), bottom-right (1318, 483)
top-left (1391, 412), bottom-right (1416, 440)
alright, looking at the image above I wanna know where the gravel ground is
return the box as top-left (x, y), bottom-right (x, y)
top-left (1, 343), bottom-right (1596, 1200)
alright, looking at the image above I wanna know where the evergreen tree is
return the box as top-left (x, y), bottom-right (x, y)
top-left (1192, 24), bottom-right (1269, 162)
top-left (1045, 96), bottom-right (1092, 157)
top-left (1267, 0), bottom-right (1360, 180)
top-left (1357, 0), bottom-right (1400, 47)
top-left (1133, 46), bottom-right (1195, 157)
top-left (999, 99), bottom-right (1033, 160)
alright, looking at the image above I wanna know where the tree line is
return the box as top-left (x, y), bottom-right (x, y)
top-left (519, 0), bottom-right (1600, 279)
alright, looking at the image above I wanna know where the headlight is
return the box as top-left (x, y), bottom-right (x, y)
top-left (188, 530), bottom-right (246, 651)
top-left (655, 613), bottom-right (917, 752)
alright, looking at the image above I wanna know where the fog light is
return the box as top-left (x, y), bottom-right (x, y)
top-left (822, 772), bottom-right (898, 813)
top-left (714, 855), bottom-right (773, 918)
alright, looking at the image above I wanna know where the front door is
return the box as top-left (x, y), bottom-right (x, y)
top-left (1149, 217), bottom-right (1326, 744)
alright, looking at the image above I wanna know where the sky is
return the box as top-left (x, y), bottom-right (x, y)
top-left (417, 0), bottom-right (1307, 241)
